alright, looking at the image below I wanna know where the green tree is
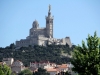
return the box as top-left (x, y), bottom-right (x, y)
top-left (0, 64), bottom-right (11, 75)
top-left (33, 68), bottom-right (50, 75)
top-left (10, 43), bottom-right (15, 49)
top-left (18, 69), bottom-right (32, 75)
top-left (65, 71), bottom-right (71, 75)
top-left (71, 31), bottom-right (100, 75)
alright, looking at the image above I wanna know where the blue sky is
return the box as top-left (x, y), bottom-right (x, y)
top-left (0, 0), bottom-right (100, 47)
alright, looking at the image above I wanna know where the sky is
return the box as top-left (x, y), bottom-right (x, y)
top-left (0, 0), bottom-right (100, 47)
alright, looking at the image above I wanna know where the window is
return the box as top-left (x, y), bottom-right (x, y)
top-left (46, 20), bottom-right (49, 24)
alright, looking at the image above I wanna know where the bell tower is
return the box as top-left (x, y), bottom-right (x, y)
top-left (46, 5), bottom-right (54, 38)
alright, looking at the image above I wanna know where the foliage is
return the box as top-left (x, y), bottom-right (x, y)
top-left (0, 44), bottom-right (75, 66)
top-left (18, 69), bottom-right (32, 75)
top-left (33, 68), bottom-right (50, 75)
top-left (71, 31), bottom-right (100, 75)
top-left (65, 71), bottom-right (71, 75)
top-left (0, 64), bottom-right (11, 75)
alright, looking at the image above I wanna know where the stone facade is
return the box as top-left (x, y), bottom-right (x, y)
top-left (30, 61), bottom-right (56, 69)
top-left (16, 5), bottom-right (72, 47)
top-left (11, 60), bottom-right (25, 73)
top-left (2, 58), bottom-right (14, 66)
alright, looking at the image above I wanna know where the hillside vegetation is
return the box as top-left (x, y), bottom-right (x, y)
top-left (0, 44), bottom-right (75, 66)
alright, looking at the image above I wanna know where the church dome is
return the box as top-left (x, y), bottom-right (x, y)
top-left (33, 20), bottom-right (38, 25)
top-left (32, 20), bottom-right (39, 28)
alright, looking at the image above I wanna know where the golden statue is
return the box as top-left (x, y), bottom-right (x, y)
top-left (49, 4), bottom-right (51, 11)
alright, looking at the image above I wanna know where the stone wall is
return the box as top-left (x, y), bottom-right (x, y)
top-left (16, 39), bottom-right (30, 47)
top-left (29, 28), bottom-right (46, 38)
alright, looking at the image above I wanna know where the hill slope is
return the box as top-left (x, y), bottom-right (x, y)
top-left (0, 44), bottom-right (75, 66)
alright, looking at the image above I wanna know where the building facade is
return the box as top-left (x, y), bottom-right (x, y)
top-left (30, 61), bottom-right (69, 75)
top-left (11, 60), bottom-right (25, 73)
top-left (2, 58), bottom-right (14, 66)
top-left (30, 61), bottom-right (56, 69)
top-left (16, 5), bottom-right (72, 47)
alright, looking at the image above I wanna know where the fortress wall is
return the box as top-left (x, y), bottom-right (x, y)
top-left (30, 38), bottom-right (38, 45)
top-left (38, 36), bottom-right (48, 46)
top-left (65, 37), bottom-right (72, 47)
top-left (16, 39), bottom-right (30, 47)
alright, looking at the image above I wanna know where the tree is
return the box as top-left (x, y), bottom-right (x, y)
top-left (33, 68), bottom-right (50, 75)
top-left (0, 64), bottom-right (11, 75)
top-left (71, 31), bottom-right (100, 75)
top-left (18, 69), bottom-right (32, 75)
top-left (9, 43), bottom-right (15, 49)
top-left (65, 71), bottom-right (71, 75)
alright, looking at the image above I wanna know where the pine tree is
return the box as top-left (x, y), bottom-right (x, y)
top-left (71, 31), bottom-right (100, 75)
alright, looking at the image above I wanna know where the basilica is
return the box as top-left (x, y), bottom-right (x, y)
top-left (16, 5), bottom-right (72, 47)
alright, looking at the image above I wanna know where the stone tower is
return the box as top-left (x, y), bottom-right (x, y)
top-left (46, 5), bottom-right (54, 38)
